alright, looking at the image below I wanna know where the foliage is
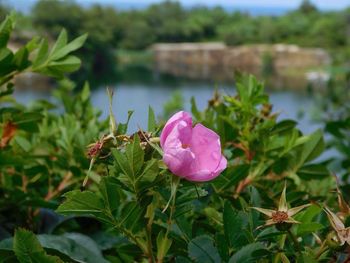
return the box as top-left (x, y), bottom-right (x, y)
top-left (313, 67), bottom-right (350, 188)
top-left (31, 0), bottom-right (121, 85)
top-left (5, 1), bottom-right (350, 56)
top-left (0, 16), bottom-right (107, 237)
top-left (1, 15), bottom-right (350, 263)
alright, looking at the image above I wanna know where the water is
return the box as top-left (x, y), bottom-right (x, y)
top-left (14, 81), bottom-right (319, 134)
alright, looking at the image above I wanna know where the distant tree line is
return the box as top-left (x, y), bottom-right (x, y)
top-left (1, 0), bottom-right (349, 84)
top-left (17, 0), bottom-right (350, 50)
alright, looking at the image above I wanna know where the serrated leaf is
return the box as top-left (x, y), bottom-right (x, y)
top-left (228, 243), bottom-right (267, 263)
top-left (99, 177), bottom-right (120, 214)
top-left (113, 136), bottom-right (145, 188)
top-left (13, 229), bottom-right (63, 263)
top-left (38, 233), bottom-right (109, 263)
top-left (223, 201), bottom-right (248, 249)
top-left (56, 190), bottom-right (110, 224)
top-left (188, 235), bottom-right (221, 263)
top-left (138, 159), bottom-right (159, 184)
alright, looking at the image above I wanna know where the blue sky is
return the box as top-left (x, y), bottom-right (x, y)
top-left (83, 0), bottom-right (349, 9)
top-left (5, 0), bottom-right (350, 14)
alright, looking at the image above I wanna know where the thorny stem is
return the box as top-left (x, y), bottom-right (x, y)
top-left (287, 229), bottom-right (301, 257)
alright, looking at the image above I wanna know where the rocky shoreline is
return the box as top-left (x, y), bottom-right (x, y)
top-left (152, 43), bottom-right (331, 90)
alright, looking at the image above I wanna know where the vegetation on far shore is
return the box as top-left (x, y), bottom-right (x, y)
top-left (1, 0), bottom-right (349, 86)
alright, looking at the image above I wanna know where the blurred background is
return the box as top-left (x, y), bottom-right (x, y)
top-left (2, 0), bottom-right (350, 132)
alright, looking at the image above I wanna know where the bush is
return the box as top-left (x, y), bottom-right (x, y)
top-left (1, 15), bottom-right (350, 263)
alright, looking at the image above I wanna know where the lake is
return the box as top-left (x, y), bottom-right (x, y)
top-left (14, 79), bottom-right (320, 134)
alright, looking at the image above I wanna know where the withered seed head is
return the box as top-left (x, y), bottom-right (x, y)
top-left (272, 211), bottom-right (289, 223)
top-left (87, 141), bottom-right (103, 158)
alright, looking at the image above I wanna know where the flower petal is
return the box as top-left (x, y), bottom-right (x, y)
top-left (163, 149), bottom-right (195, 178)
top-left (160, 111), bottom-right (192, 148)
top-left (162, 117), bottom-right (195, 177)
top-left (191, 123), bottom-right (226, 171)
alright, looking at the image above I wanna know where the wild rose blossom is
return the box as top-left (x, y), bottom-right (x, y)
top-left (160, 111), bottom-right (227, 182)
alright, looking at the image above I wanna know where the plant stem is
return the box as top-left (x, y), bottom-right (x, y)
top-left (158, 176), bottom-right (179, 263)
top-left (315, 240), bottom-right (328, 260)
top-left (146, 224), bottom-right (154, 263)
top-left (107, 211), bottom-right (149, 256)
top-left (287, 229), bottom-right (301, 257)
top-left (165, 177), bottom-right (179, 236)
top-left (273, 234), bottom-right (286, 263)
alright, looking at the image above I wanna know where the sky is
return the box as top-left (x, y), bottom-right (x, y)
top-left (4, 0), bottom-right (350, 14)
top-left (81, 0), bottom-right (350, 9)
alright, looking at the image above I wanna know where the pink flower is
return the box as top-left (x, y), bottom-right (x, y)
top-left (160, 111), bottom-right (227, 182)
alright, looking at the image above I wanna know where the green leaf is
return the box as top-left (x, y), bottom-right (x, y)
top-left (13, 229), bottom-right (63, 263)
top-left (138, 159), bottom-right (159, 184)
top-left (37, 233), bottom-right (109, 263)
top-left (126, 135), bottom-right (144, 174)
top-left (99, 177), bottom-right (120, 214)
top-left (117, 110), bottom-right (133, 134)
top-left (223, 201), bottom-right (248, 249)
top-left (0, 15), bottom-right (14, 49)
top-left (112, 135), bottom-right (145, 188)
top-left (296, 223), bottom-right (324, 236)
top-left (294, 205), bottom-right (323, 236)
top-left (49, 33), bottom-right (87, 61)
top-left (49, 29), bottom-right (68, 58)
top-left (14, 136), bottom-right (31, 152)
top-left (81, 82), bottom-right (90, 103)
top-left (228, 243), bottom-right (267, 263)
top-left (32, 39), bottom-right (49, 68)
top-left (188, 235), bottom-right (221, 263)
top-left (13, 47), bottom-right (30, 70)
top-left (119, 201), bottom-right (144, 233)
top-left (271, 120), bottom-right (297, 135)
top-left (148, 106), bottom-right (156, 132)
top-left (47, 55), bottom-right (81, 73)
top-left (212, 164), bottom-right (250, 192)
top-left (297, 164), bottom-right (329, 180)
top-left (0, 249), bottom-right (16, 263)
top-left (191, 97), bottom-right (201, 120)
top-left (156, 231), bottom-right (172, 262)
top-left (296, 129), bottom-right (324, 167)
top-left (56, 190), bottom-right (110, 224)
